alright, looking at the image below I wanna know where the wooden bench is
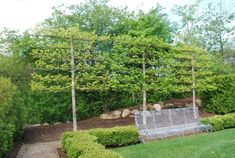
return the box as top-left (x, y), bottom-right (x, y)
top-left (135, 107), bottom-right (211, 142)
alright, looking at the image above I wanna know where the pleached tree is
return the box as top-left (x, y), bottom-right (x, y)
top-left (172, 45), bottom-right (216, 117)
top-left (111, 35), bottom-right (173, 124)
top-left (31, 26), bottom-right (109, 131)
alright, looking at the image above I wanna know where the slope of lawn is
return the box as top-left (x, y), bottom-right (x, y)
top-left (114, 129), bottom-right (235, 158)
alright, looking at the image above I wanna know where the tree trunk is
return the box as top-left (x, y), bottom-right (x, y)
top-left (132, 92), bottom-right (135, 102)
top-left (70, 39), bottom-right (77, 131)
top-left (142, 52), bottom-right (147, 125)
top-left (142, 52), bottom-right (147, 110)
top-left (191, 59), bottom-right (197, 119)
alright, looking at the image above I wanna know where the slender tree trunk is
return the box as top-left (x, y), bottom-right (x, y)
top-left (132, 92), bottom-right (135, 102)
top-left (70, 39), bottom-right (77, 131)
top-left (142, 52), bottom-right (147, 110)
top-left (191, 59), bottom-right (197, 118)
top-left (142, 52), bottom-right (147, 125)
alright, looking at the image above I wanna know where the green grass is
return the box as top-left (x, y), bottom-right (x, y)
top-left (114, 129), bottom-right (235, 158)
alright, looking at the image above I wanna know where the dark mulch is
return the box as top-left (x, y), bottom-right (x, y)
top-left (23, 117), bottom-right (134, 144)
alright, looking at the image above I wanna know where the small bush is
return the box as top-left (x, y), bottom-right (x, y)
top-left (222, 114), bottom-right (235, 128)
top-left (67, 139), bottom-right (104, 158)
top-left (89, 126), bottom-right (139, 147)
top-left (62, 132), bottom-right (97, 152)
top-left (201, 113), bottom-right (235, 131)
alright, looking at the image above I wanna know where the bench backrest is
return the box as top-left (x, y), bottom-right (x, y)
top-left (135, 107), bottom-right (200, 131)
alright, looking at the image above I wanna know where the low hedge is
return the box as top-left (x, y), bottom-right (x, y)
top-left (62, 126), bottom-right (139, 158)
top-left (89, 126), bottom-right (139, 147)
top-left (201, 113), bottom-right (235, 132)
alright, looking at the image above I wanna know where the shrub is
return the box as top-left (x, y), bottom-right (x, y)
top-left (0, 77), bottom-right (23, 157)
top-left (201, 113), bottom-right (235, 131)
top-left (62, 132), bottom-right (97, 152)
top-left (26, 91), bottom-right (136, 124)
top-left (222, 114), bottom-right (235, 128)
top-left (89, 126), bottom-right (139, 147)
top-left (67, 139), bottom-right (104, 158)
top-left (61, 126), bottom-right (139, 158)
top-left (201, 74), bottom-right (235, 114)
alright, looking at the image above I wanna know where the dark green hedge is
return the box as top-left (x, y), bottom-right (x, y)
top-left (0, 77), bottom-right (24, 157)
top-left (61, 126), bottom-right (139, 158)
top-left (201, 74), bottom-right (235, 114)
top-left (201, 113), bottom-right (235, 132)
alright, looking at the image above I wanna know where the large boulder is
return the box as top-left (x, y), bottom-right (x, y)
top-left (131, 109), bottom-right (139, 115)
top-left (100, 114), bottom-right (110, 119)
top-left (165, 103), bottom-right (175, 108)
top-left (54, 122), bottom-right (62, 125)
top-left (185, 103), bottom-right (192, 107)
top-left (196, 99), bottom-right (202, 107)
top-left (109, 110), bottom-right (122, 119)
top-left (112, 110), bottom-right (122, 116)
top-left (147, 104), bottom-right (154, 110)
top-left (153, 104), bottom-right (161, 111)
top-left (42, 123), bottom-right (49, 126)
top-left (122, 109), bottom-right (131, 117)
top-left (109, 113), bottom-right (120, 119)
top-left (158, 101), bottom-right (165, 108)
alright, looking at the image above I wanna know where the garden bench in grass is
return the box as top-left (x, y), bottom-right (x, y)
top-left (134, 107), bottom-right (212, 142)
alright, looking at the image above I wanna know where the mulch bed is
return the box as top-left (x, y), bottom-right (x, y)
top-left (23, 117), bottom-right (134, 144)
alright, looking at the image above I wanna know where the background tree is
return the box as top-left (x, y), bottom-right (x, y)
top-left (127, 5), bottom-right (174, 42)
top-left (172, 1), bottom-right (201, 45)
top-left (198, 1), bottom-right (235, 55)
top-left (173, 0), bottom-right (235, 55)
top-left (41, 0), bottom-right (174, 41)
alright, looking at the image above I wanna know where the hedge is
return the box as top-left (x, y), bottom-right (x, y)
top-left (201, 113), bottom-right (235, 132)
top-left (62, 126), bottom-right (139, 158)
top-left (89, 126), bottom-right (139, 147)
top-left (0, 77), bottom-right (23, 157)
top-left (201, 74), bottom-right (235, 114)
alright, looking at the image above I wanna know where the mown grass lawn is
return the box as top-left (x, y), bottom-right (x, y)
top-left (114, 129), bottom-right (235, 158)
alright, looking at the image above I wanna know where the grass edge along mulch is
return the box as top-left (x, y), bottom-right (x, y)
top-left (114, 128), bottom-right (235, 158)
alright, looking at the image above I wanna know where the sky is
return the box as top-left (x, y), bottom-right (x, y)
top-left (0, 0), bottom-right (233, 31)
